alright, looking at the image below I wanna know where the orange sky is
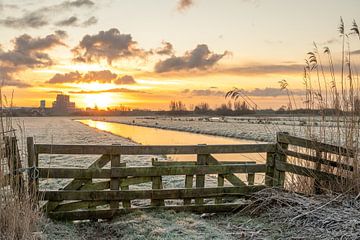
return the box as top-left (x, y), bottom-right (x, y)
top-left (1, 0), bottom-right (360, 110)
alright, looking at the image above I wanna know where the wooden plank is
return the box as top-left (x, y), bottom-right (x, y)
top-left (9, 137), bottom-right (25, 194)
top-left (79, 181), bottom-right (110, 190)
top-left (152, 160), bottom-right (257, 166)
top-left (26, 137), bottom-right (37, 197)
top-left (274, 132), bottom-right (288, 187)
top-left (277, 132), bottom-right (355, 158)
top-left (55, 201), bottom-right (109, 212)
top-left (35, 143), bottom-right (276, 155)
top-left (282, 149), bottom-right (353, 171)
top-left (45, 154), bottom-right (113, 212)
top-left (195, 152), bottom-right (207, 205)
top-left (275, 160), bottom-right (343, 182)
top-left (247, 173), bottom-right (255, 186)
top-left (314, 151), bottom-right (322, 194)
top-left (184, 175), bottom-right (193, 205)
top-left (0, 174), bottom-right (11, 187)
top-left (38, 164), bottom-right (267, 179)
top-left (40, 185), bottom-right (265, 201)
top-left (215, 174), bottom-right (225, 204)
top-left (207, 155), bottom-right (247, 187)
top-left (151, 158), bottom-right (164, 206)
top-left (120, 176), bottom-right (152, 187)
top-left (151, 176), bottom-right (164, 206)
top-left (110, 154), bottom-right (121, 209)
top-left (48, 203), bottom-right (250, 221)
top-left (265, 152), bottom-right (275, 187)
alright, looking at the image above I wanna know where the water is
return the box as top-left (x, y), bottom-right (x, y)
top-left (78, 119), bottom-right (266, 162)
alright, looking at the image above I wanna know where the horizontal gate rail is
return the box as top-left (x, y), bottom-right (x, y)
top-left (35, 143), bottom-right (276, 155)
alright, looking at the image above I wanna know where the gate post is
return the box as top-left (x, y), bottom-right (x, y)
top-left (273, 132), bottom-right (289, 187)
top-left (26, 137), bottom-right (38, 201)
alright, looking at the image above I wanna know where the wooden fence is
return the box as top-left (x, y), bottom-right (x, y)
top-left (25, 132), bottom-right (356, 221)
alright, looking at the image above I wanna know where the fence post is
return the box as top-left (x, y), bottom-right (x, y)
top-left (26, 137), bottom-right (37, 200)
top-left (215, 174), bottom-right (224, 204)
top-left (196, 144), bottom-right (207, 205)
top-left (110, 154), bottom-right (121, 209)
top-left (151, 158), bottom-right (164, 206)
top-left (10, 137), bottom-right (24, 194)
top-left (265, 151), bottom-right (276, 187)
top-left (314, 150), bottom-right (322, 194)
top-left (274, 132), bottom-right (289, 187)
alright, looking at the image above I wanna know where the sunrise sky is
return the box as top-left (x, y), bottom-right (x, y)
top-left (1, 0), bottom-right (360, 110)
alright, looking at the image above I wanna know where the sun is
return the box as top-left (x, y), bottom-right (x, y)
top-left (83, 93), bottom-right (112, 109)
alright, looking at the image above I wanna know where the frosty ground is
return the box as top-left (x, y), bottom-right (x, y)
top-left (17, 117), bottom-right (360, 239)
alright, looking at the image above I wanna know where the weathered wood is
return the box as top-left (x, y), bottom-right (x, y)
top-left (110, 154), bottom-right (121, 209)
top-left (35, 143), bottom-right (276, 155)
top-left (38, 164), bottom-right (267, 179)
top-left (45, 154), bottom-right (113, 212)
top-left (151, 176), bottom-right (164, 206)
top-left (55, 201), bottom-right (109, 212)
top-left (26, 137), bottom-right (37, 197)
top-left (207, 155), bottom-right (247, 187)
top-left (79, 181), bottom-right (110, 190)
top-left (277, 132), bottom-right (355, 158)
top-left (0, 174), bottom-right (10, 187)
top-left (48, 203), bottom-right (250, 221)
top-left (120, 176), bottom-right (152, 187)
top-left (275, 160), bottom-right (343, 182)
top-left (215, 174), bottom-right (225, 204)
top-left (282, 149), bottom-right (353, 171)
top-left (196, 152), bottom-right (207, 205)
top-left (40, 185), bottom-right (265, 201)
top-left (274, 132), bottom-right (289, 187)
top-left (152, 160), bottom-right (257, 166)
top-left (8, 137), bottom-right (25, 194)
top-left (184, 175), bottom-right (193, 205)
top-left (247, 173), bottom-right (255, 186)
top-left (151, 159), bottom-right (164, 206)
top-left (314, 151), bottom-right (322, 194)
top-left (265, 152), bottom-right (275, 187)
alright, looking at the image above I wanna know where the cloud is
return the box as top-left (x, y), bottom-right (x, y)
top-left (48, 71), bottom-right (82, 84)
top-left (55, 16), bottom-right (97, 27)
top-left (55, 16), bottom-right (78, 26)
top-left (0, 31), bottom-right (66, 88)
top-left (182, 87), bottom-right (305, 98)
top-left (114, 75), bottom-right (136, 84)
top-left (47, 70), bottom-right (136, 85)
top-left (241, 87), bottom-right (305, 97)
top-left (0, 0), bottom-right (94, 29)
top-left (72, 28), bottom-right (148, 64)
top-left (0, 31), bottom-right (66, 68)
top-left (177, 0), bottom-right (194, 11)
top-left (154, 44), bottom-right (228, 73)
top-left (0, 69), bottom-right (31, 88)
top-left (182, 89), bottom-right (225, 96)
top-left (155, 41), bottom-right (174, 55)
top-left (0, 12), bottom-right (48, 28)
top-left (69, 88), bottom-right (144, 94)
top-left (220, 64), bottom-right (303, 75)
top-left (81, 16), bottom-right (97, 27)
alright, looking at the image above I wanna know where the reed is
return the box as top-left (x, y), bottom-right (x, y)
top-left (0, 88), bottom-right (42, 239)
top-left (227, 18), bottom-right (360, 194)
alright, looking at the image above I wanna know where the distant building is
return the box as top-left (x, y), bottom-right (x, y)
top-left (40, 100), bottom-right (46, 109)
top-left (52, 94), bottom-right (76, 114)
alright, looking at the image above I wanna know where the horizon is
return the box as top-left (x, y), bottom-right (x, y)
top-left (1, 0), bottom-right (360, 110)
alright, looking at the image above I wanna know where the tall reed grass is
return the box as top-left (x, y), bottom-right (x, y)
top-left (0, 90), bottom-right (42, 239)
top-left (228, 18), bottom-right (360, 194)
